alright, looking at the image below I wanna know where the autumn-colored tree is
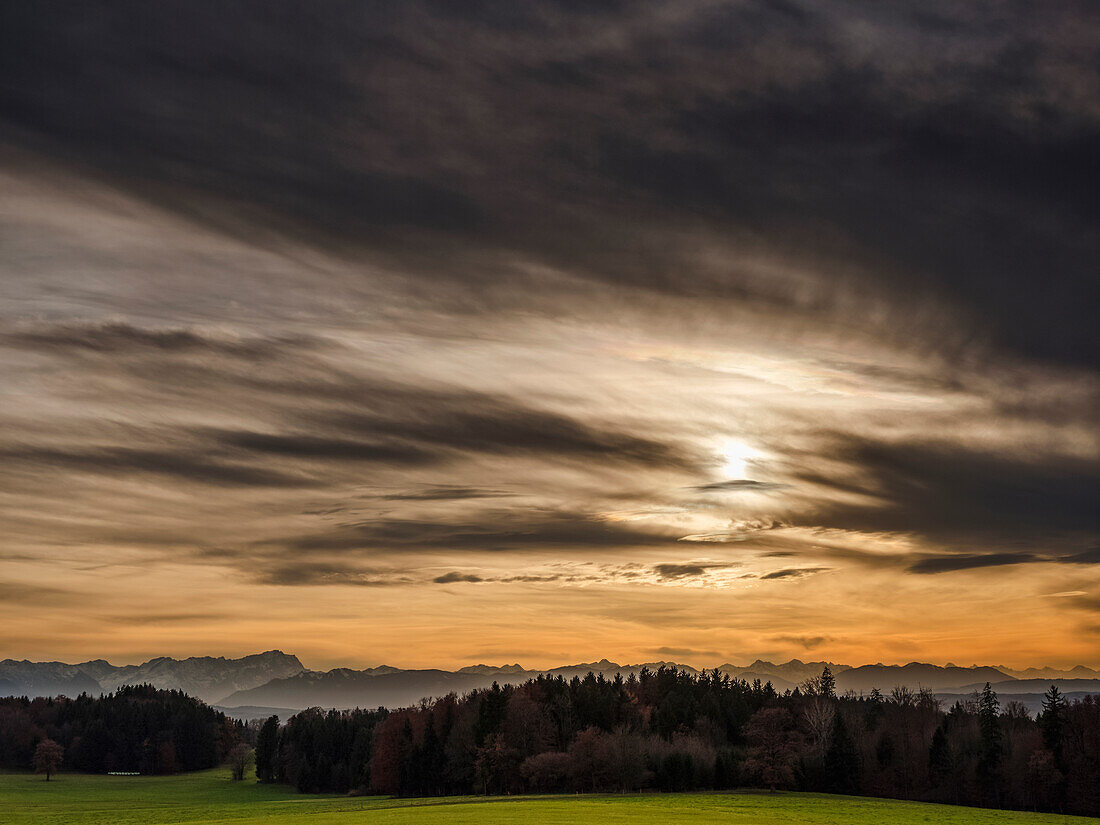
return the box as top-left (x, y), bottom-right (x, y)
top-left (503, 687), bottom-right (553, 759)
top-left (369, 711), bottom-right (412, 795)
top-left (568, 726), bottom-right (613, 792)
top-left (33, 738), bottom-right (64, 781)
top-left (157, 740), bottom-right (178, 774)
top-left (4, 668), bottom-right (1098, 815)
top-left (520, 750), bottom-right (572, 792)
top-left (743, 708), bottom-right (801, 791)
top-left (475, 732), bottom-right (520, 794)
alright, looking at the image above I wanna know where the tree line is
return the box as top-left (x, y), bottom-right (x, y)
top-left (0, 684), bottom-right (242, 774)
top-left (1, 670), bottom-right (1096, 815)
top-left (256, 668), bottom-right (1099, 816)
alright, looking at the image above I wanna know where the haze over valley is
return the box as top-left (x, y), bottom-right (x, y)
top-left (5, 650), bottom-right (1098, 719)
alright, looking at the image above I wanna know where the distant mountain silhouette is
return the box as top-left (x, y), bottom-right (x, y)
top-left (999, 665), bottom-right (1100, 680)
top-left (5, 652), bottom-right (1098, 712)
top-left (219, 660), bottom-right (703, 709)
top-left (220, 658), bottom-right (1081, 711)
top-left (835, 663), bottom-right (1011, 692)
top-left (222, 668), bottom-right (509, 710)
top-left (0, 650), bottom-right (304, 703)
top-left (720, 659), bottom-right (851, 683)
top-left (715, 670), bottom-right (798, 692)
top-left (958, 678), bottom-right (1100, 694)
top-left (0, 661), bottom-right (101, 699)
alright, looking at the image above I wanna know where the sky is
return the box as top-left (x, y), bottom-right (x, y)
top-left (0, 1), bottom-right (1097, 671)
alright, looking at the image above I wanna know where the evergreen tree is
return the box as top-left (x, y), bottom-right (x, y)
top-left (824, 711), bottom-right (859, 794)
top-left (474, 682), bottom-right (508, 746)
top-left (928, 721), bottom-right (953, 794)
top-left (976, 683), bottom-right (1002, 801)
top-left (254, 715), bottom-right (279, 783)
top-left (819, 666), bottom-right (836, 699)
top-left (1038, 685), bottom-right (1066, 765)
top-left (421, 714), bottom-right (444, 796)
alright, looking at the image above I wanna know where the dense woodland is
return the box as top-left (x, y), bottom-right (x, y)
top-left (1, 671), bottom-right (1097, 816)
top-left (0, 685), bottom-right (241, 774)
top-left (258, 668), bottom-right (1099, 816)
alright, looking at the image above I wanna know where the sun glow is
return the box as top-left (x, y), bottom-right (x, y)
top-left (718, 438), bottom-right (761, 479)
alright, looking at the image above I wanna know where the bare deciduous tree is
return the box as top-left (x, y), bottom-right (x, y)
top-left (229, 743), bottom-right (253, 781)
top-left (803, 697), bottom-right (836, 762)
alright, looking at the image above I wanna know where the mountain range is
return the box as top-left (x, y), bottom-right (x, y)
top-left (2, 653), bottom-right (1096, 718)
top-left (0, 650), bottom-right (304, 704)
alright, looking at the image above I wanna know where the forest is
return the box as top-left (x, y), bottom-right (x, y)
top-left (256, 668), bottom-right (1098, 816)
top-left (2, 670), bottom-right (1097, 817)
top-left (0, 684), bottom-right (241, 774)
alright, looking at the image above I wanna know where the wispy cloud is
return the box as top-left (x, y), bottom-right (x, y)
top-left (0, 1), bottom-right (1096, 667)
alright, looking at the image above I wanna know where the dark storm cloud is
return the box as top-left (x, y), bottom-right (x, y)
top-left (0, 322), bottom-right (697, 500)
top-left (760, 567), bottom-right (830, 580)
top-left (271, 510), bottom-right (683, 555)
top-left (250, 566), bottom-right (568, 587)
top-left (205, 386), bottom-right (696, 471)
top-left (792, 436), bottom-right (1100, 555)
top-left (39, 326), bottom-right (698, 470)
top-left (432, 571), bottom-right (566, 585)
top-left (433, 572), bottom-right (484, 584)
top-left (2, 1), bottom-right (1097, 367)
top-left (908, 546), bottom-right (1100, 574)
top-left (693, 480), bottom-right (788, 492)
top-left (211, 431), bottom-right (436, 466)
top-left (1064, 547), bottom-right (1100, 565)
top-left (653, 563), bottom-right (710, 579)
top-left (256, 563), bottom-right (410, 587)
top-left (382, 487), bottom-right (510, 501)
top-left (652, 562), bottom-right (738, 580)
top-left (0, 321), bottom-right (313, 358)
top-left (498, 574), bottom-right (564, 583)
top-left (907, 553), bottom-right (1039, 574)
top-left (329, 406), bottom-right (693, 469)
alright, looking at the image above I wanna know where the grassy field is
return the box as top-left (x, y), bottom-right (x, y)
top-left (2, 769), bottom-right (1097, 825)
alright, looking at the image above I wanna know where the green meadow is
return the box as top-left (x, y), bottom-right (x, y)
top-left (3, 769), bottom-right (1096, 825)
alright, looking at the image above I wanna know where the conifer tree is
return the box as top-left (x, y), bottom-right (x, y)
top-left (977, 683), bottom-right (1002, 801)
top-left (254, 715), bottom-right (279, 783)
top-left (928, 721), bottom-right (953, 788)
top-left (824, 710), bottom-right (859, 794)
top-left (1038, 685), bottom-right (1066, 765)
